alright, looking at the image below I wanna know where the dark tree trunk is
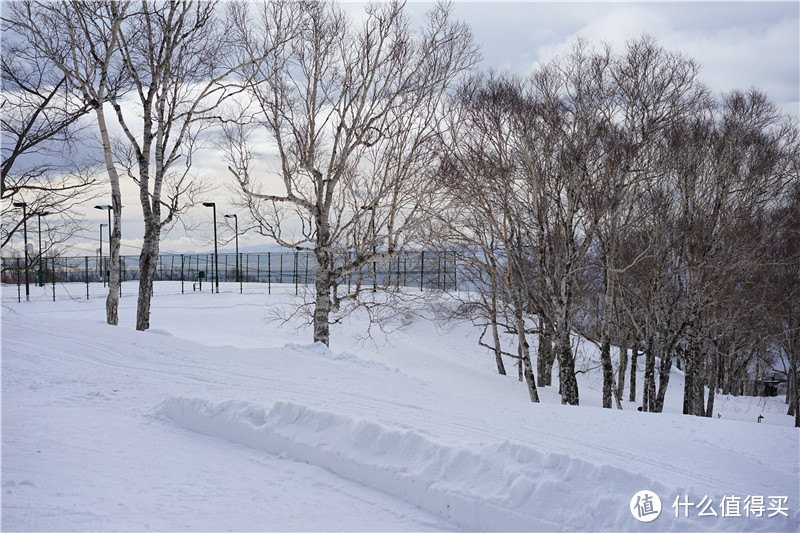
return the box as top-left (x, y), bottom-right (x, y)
top-left (643, 333), bottom-right (656, 412)
top-left (617, 331), bottom-right (628, 403)
top-left (682, 348), bottom-right (694, 415)
top-left (599, 264), bottom-right (615, 408)
top-left (536, 316), bottom-right (553, 386)
top-left (489, 278), bottom-right (506, 375)
top-left (491, 320), bottom-right (506, 376)
top-left (554, 286), bottom-right (578, 405)
top-left (705, 348), bottom-right (718, 417)
top-left (629, 343), bottom-right (638, 403)
top-left (655, 345), bottom-right (672, 413)
top-left (514, 301), bottom-right (539, 402)
top-left (600, 338), bottom-right (613, 408)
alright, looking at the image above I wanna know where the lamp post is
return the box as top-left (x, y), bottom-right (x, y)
top-left (94, 205), bottom-right (113, 290)
top-left (13, 202), bottom-right (30, 301)
top-left (361, 204), bottom-right (377, 293)
top-left (224, 214), bottom-right (241, 294)
top-left (99, 223), bottom-right (108, 286)
top-left (203, 202), bottom-right (219, 293)
top-left (34, 211), bottom-right (50, 286)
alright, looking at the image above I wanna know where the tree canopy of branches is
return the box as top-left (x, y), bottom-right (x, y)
top-left (1, 14), bottom-right (98, 253)
top-left (436, 37), bottom-right (799, 417)
top-left (223, 0), bottom-right (478, 345)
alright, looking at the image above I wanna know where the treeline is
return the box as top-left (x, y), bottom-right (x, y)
top-left (431, 38), bottom-right (799, 424)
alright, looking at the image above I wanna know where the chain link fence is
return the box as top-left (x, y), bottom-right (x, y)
top-left (1, 250), bottom-right (460, 301)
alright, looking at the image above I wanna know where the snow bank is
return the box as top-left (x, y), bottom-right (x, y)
top-left (160, 397), bottom-right (795, 532)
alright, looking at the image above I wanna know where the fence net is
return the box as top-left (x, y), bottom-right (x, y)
top-left (1, 250), bottom-right (461, 300)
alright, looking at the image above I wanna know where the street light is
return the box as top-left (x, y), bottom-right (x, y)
top-left (99, 223), bottom-right (108, 287)
top-left (13, 202), bottom-right (30, 301)
top-left (95, 205), bottom-right (113, 291)
top-left (224, 214), bottom-right (241, 294)
top-left (361, 204), bottom-right (377, 293)
top-left (203, 202), bottom-right (219, 293)
top-left (34, 211), bottom-right (50, 286)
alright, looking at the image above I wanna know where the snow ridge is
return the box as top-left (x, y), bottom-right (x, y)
top-left (159, 397), bottom-right (792, 532)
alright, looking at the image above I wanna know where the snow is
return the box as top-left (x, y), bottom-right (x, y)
top-left (2, 281), bottom-right (799, 531)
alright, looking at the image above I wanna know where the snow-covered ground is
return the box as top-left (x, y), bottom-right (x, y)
top-left (2, 281), bottom-right (798, 531)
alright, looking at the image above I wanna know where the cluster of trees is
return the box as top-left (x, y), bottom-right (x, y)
top-left (2, 2), bottom-right (797, 423)
top-left (434, 38), bottom-right (799, 424)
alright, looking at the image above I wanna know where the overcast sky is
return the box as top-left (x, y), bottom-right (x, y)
top-left (448, 1), bottom-right (798, 116)
top-left (34, 1), bottom-right (800, 256)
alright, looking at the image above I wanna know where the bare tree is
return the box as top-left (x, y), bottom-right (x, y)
top-left (580, 37), bottom-right (706, 409)
top-left (7, 0), bottom-right (131, 325)
top-left (106, 0), bottom-right (245, 330)
top-left (223, 0), bottom-right (478, 345)
top-left (1, 10), bottom-right (99, 257)
top-left (764, 182), bottom-right (800, 426)
top-left (435, 73), bottom-right (542, 402)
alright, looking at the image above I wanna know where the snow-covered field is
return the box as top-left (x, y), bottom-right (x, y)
top-left (2, 281), bottom-right (798, 531)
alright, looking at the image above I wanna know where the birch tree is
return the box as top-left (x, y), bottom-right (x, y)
top-left (1, 25), bottom-right (97, 251)
top-left (223, 0), bottom-right (477, 345)
top-left (436, 73), bottom-right (542, 401)
top-left (107, 0), bottom-right (277, 330)
top-left (7, 0), bottom-right (130, 325)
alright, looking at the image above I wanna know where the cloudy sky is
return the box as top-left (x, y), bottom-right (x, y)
top-left (30, 1), bottom-right (800, 256)
top-left (451, 1), bottom-right (798, 115)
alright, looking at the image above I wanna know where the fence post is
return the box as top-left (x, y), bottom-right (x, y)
top-left (294, 252), bottom-right (298, 295)
top-left (16, 257), bottom-right (21, 303)
top-left (420, 251), bottom-right (425, 291)
top-left (181, 254), bottom-right (185, 294)
top-left (267, 253), bottom-right (271, 295)
top-left (85, 256), bottom-right (90, 300)
top-left (452, 251), bottom-right (457, 291)
top-left (436, 253), bottom-right (442, 291)
top-left (52, 256), bottom-right (56, 301)
top-left (279, 254), bottom-right (283, 284)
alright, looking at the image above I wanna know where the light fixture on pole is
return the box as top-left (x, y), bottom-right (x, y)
top-left (224, 214), bottom-right (240, 294)
top-left (13, 202), bottom-right (30, 301)
top-left (34, 211), bottom-right (50, 286)
top-left (203, 202), bottom-right (219, 293)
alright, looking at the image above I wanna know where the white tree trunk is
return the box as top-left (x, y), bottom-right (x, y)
top-left (94, 105), bottom-right (121, 326)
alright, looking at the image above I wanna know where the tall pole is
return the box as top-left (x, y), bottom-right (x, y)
top-left (107, 208), bottom-right (112, 289)
top-left (13, 202), bottom-right (29, 301)
top-left (38, 214), bottom-right (43, 286)
top-left (35, 212), bottom-right (49, 286)
top-left (95, 205), bottom-right (113, 292)
top-left (203, 202), bottom-right (219, 293)
top-left (224, 214), bottom-right (240, 293)
top-left (99, 223), bottom-right (107, 287)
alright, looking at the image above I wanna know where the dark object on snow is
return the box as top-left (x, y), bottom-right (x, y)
top-left (637, 406), bottom-right (643, 412)
top-left (758, 414), bottom-right (764, 423)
